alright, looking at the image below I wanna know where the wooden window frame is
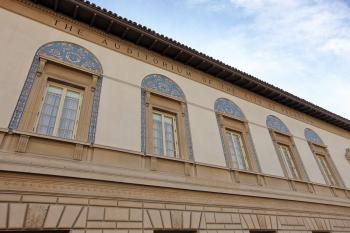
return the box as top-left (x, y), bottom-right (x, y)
top-left (145, 90), bottom-right (190, 160)
top-left (308, 141), bottom-right (343, 187)
top-left (269, 129), bottom-right (308, 181)
top-left (17, 57), bottom-right (98, 142)
top-left (35, 82), bottom-right (83, 140)
top-left (217, 113), bottom-right (259, 171)
top-left (277, 143), bottom-right (300, 179)
top-left (152, 110), bottom-right (180, 158)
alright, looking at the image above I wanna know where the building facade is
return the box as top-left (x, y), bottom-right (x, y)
top-left (1, 1), bottom-right (350, 233)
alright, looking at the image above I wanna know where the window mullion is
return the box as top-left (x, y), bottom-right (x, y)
top-left (54, 87), bottom-right (67, 137)
top-left (283, 147), bottom-right (295, 178)
top-left (280, 145), bottom-right (292, 178)
top-left (161, 113), bottom-right (166, 156)
top-left (320, 156), bottom-right (334, 185)
top-left (319, 156), bottom-right (331, 185)
top-left (237, 134), bottom-right (248, 169)
top-left (173, 116), bottom-right (179, 157)
top-left (229, 132), bottom-right (238, 168)
top-left (287, 149), bottom-right (298, 178)
top-left (73, 92), bottom-right (83, 139)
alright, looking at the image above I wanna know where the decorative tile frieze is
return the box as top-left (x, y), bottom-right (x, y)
top-left (266, 115), bottom-right (290, 134)
top-left (141, 74), bottom-right (185, 101)
top-left (214, 98), bottom-right (245, 119)
top-left (39, 42), bottom-right (102, 74)
top-left (304, 128), bottom-right (324, 145)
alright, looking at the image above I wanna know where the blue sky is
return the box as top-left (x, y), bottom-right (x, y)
top-left (92, 0), bottom-right (350, 119)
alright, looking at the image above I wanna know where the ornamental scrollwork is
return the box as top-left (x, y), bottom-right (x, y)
top-left (141, 74), bottom-right (185, 101)
top-left (39, 42), bottom-right (102, 74)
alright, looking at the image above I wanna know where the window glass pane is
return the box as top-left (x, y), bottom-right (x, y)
top-left (279, 145), bottom-right (299, 179)
top-left (152, 113), bottom-right (163, 155)
top-left (317, 154), bottom-right (335, 185)
top-left (58, 90), bottom-right (80, 139)
top-left (164, 116), bottom-right (175, 157)
top-left (227, 131), bottom-right (247, 170)
top-left (36, 86), bottom-right (62, 136)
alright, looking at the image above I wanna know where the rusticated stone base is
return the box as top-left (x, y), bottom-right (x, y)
top-left (0, 172), bottom-right (350, 233)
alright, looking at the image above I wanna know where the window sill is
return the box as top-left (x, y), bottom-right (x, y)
top-left (10, 129), bottom-right (91, 146)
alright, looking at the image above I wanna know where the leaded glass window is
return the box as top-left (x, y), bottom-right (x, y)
top-left (226, 130), bottom-right (249, 170)
top-left (316, 153), bottom-right (336, 185)
top-left (36, 83), bottom-right (82, 140)
top-left (278, 144), bottom-right (300, 179)
top-left (152, 111), bottom-right (179, 157)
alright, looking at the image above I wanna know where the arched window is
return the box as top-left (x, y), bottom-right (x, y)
top-left (141, 74), bottom-right (193, 160)
top-left (9, 41), bottom-right (103, 143)
top-left (304, 128), bottom-right (344, 186)
top-left (266, 115), bottom-right (308, 181)
top-left (215, 98), bottom-right (260, 171)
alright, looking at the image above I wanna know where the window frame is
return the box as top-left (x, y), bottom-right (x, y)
top-left (277, 142), bottom-right (300, 179)
top-left (144, 90), bottom-right (191, 160)
top-left (308, 141), bottom-right (342, 187)
top-left (217, 113), bottom-right (259, 172)
top-left (269, 129), bottom-right (308, 181)
top-left (225, 129), bottom-right (250, 170)
top-left (151, 109), bottom-right (180, 158)
top-left (17, 57), bottom-right (98, 142)
top-left (35, 81), bottom-right (83, 140)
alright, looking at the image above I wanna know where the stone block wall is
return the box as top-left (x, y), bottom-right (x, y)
top-left (1, 192), bottom-right (350, 233)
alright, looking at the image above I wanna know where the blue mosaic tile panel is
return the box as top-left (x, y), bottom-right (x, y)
top-left (304, 128), bottom-right (324, 145)
top-left (214, 98), bottom-right (245, 119)
top-left (39, 41), bottom-right (102, 74)
top-left (141, 74), bottom-right (185, 101)
top-left (266, 115), bottom-right (290, 134)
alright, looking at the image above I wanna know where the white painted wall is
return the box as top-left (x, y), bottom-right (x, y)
top-left (1, 8), bottom-right (350, 187)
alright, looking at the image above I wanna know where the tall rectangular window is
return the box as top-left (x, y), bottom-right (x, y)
top-left (316, 153), bottom-right (336, 185)
top-left (226, 130), bottom-right (249, 170)
top-left (36, 83), bottom-right (82, 140)
top-left (278, 144), bottom-right (300, 179)
top-left (152, 111), bottom-right (179, 157)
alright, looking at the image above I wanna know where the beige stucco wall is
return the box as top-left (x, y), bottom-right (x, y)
top-left (1, 8), bottom-right (350, 187)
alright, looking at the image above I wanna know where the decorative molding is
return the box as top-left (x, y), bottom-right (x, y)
top-left (214, 98), bottom-right (245, 119)
top-left (39, 41), bottom-right (102, 74)
top-left (214, 98), bottom-right (261, 172)
top-left (304, 128), bottom-right (324, 145)
top-left (266, 115), bottom-right (290, 134)
top-left (15, 135), bottom-right (30, 153)
top-left (8, 41), bottom-right (103, 144)
top-left (88, 75), bottom-right (103, 143)
top-left (305, 130), bottom-right (346, 188)
top-left (141, 74), bottom-right (193, 160)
